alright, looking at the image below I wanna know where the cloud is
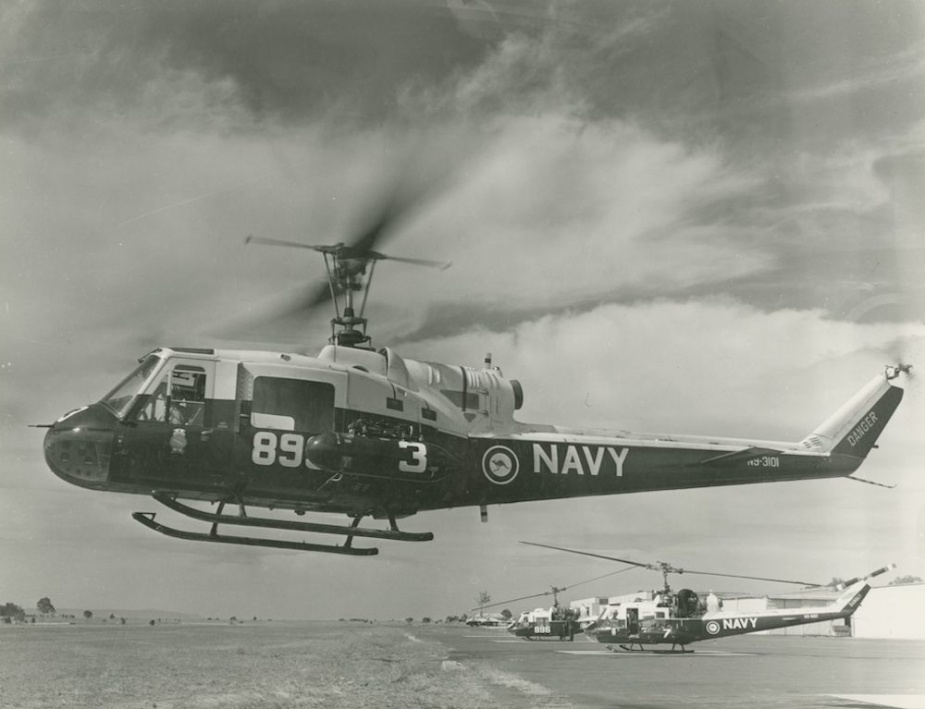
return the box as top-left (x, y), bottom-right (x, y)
top-left (369, 114), bottom-right (769, 320)
top-left (402, 300), bottom-right (925, 438)
top-left (0, 0), bottom-right (496, 136)
top-left (787, 36), bottom-right (925, 104)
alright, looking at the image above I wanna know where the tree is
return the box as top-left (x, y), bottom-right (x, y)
top-left (500, 609), bottom-right (512, 620)
top-left (1, 603), bottom-right (25, 623)
top-left (476, 591), bottom-right (491, 616)
top-left (83, 610), bottom-right (93, 620)
top-left (36, 597), bottom-right (55, 616)
top-left (889, 575), bottom-right (923, 585)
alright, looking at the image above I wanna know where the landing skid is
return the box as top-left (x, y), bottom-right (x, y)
top-left (132, 492), bottom-right (434, 555)
top-left (132, 512), bottom-right (378, 555)
top-left (609, 643), bottom-right (693, 654)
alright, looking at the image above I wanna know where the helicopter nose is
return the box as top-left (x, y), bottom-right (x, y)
top-left (43, 404), bottom-right (116, 489)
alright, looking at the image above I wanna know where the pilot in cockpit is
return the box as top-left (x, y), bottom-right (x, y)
top-left (168, 372), bottom-right (204, 426)
top-left (136, 369), bottom-right (205, 426)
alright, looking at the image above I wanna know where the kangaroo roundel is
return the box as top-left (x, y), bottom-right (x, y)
top-left (482, 445), bottom-right (520, 485)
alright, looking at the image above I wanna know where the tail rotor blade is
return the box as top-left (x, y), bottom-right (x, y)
top-left (835, 563), bottom-right (896, 590)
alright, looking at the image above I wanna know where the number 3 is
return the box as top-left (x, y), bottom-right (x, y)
top-left (398, 441), bottom-right (427, 473)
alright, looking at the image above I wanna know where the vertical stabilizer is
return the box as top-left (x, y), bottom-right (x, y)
top-left (799, 368), bottom-right (906, 458)
top-left (831, 563), bottom-right (895, 614)
top-left (833, 581), bottom-right (871, 615)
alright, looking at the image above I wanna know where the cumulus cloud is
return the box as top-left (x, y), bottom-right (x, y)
top-left (403, 301), bottom-right (925, 436)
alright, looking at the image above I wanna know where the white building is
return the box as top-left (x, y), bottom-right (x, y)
top-left (569, 596), bottom-right (611, 623)
top-left (852, 583), bottom-right (925, 639)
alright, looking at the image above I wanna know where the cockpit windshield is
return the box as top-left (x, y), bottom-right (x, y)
top-left (99, 353), bottom-right (164, 419)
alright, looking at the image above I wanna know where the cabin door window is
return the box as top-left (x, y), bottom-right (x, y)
top-left (251, 377), bottom-right (335, 434)
top-left (626, 608), bottom-right (640, 635)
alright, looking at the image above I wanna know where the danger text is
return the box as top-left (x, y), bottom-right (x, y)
top-left (846, 411), bottom-right (878, 448)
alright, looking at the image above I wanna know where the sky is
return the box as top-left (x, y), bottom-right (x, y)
top-left (1, 0), bottom-right (924, 620)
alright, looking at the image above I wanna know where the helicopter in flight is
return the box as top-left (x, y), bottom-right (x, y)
top-left (521, 542), bottom-right (894, 652)
top-left (40, 191), bottom-right (913, 556)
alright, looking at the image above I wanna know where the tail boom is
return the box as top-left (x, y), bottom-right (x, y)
top-left (700, 580), bottom-right (878, 640)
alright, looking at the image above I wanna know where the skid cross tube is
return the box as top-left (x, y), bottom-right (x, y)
top-left (149, 492), bottom-right (434, 542)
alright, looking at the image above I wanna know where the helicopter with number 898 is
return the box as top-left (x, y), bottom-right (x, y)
top-left (40, 193), bottom-right (912, 556)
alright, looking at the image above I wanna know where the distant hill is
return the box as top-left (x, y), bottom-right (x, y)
top-left (46, 608), bottom-right (204, 621)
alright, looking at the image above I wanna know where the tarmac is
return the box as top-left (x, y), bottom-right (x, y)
top-left (419, 626), bottom-right (925, 709)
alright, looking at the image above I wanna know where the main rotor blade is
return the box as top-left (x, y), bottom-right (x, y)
top-left (270, 281), bottom-right (336, 315)
top-left (246, 236), bottom-right (450, 270)
top-left (520, 542), bottom-right (656, 571)
top-left (521, 541), bottom-right (821, 587)
top-left (346, 146), bottom-right (460, 254)
top-left (666, 568), bottom-right (822, 587)
top-left (349, 200), bottom-right (401, 254)
top-left (565, 566), bottom-right (639, 590)
top-left (476, 566), bottom-right (638, 611)
top-left (244, 235), bottom-right (327, 252)
top-left (211, 281), bottom-right (334, 345)
top-left (475, 590), bottom-right (556, 611)
top-left (375, 253), bottom-right (452, 270)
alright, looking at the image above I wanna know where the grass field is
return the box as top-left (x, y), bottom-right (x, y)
top-left (0, 622), bottom-right (532, 709)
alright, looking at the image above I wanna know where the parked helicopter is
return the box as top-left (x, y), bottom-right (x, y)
top-left (521, 541), bottom-right (894, 652)
top-left (39, 192), bottom-right (912, 555)
top-left (474, 568), bottom-right (635, 640)
top-left (507, 606), bottom-right (582, 641)
top-left (464, 613), bottom-right (507, 628)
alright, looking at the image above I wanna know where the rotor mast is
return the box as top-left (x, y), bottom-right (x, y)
top-left (323, 249), bottom-right (377, 348)
top-left (656, 562), bottom-right (675, 594)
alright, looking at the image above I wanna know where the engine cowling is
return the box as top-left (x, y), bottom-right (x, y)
top-left (676, 589), bottom-right (700, 618)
